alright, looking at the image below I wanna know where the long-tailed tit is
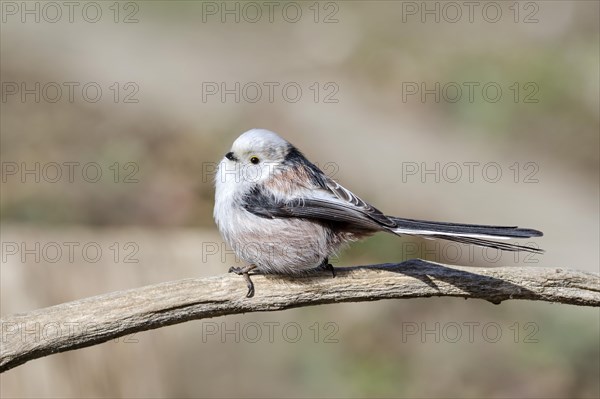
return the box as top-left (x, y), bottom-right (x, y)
top-left (214, 129), bottom-right (543, 297)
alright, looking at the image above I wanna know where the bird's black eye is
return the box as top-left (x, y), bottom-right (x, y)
top-left (225, 152), bottom-right (236, 161)
top-left (250, 156), bottom-right (260, 164)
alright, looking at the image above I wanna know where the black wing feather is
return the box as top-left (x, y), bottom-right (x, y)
top-left (242, 186), bottom-right (383, 230)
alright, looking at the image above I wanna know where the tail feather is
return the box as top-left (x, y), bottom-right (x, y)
top-left (388, 217), bottom-right (544, 254)
top-left (426, 234), bottom-right (544, 254)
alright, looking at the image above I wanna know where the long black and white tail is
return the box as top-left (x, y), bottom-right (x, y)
top-left (388, 217), bottom-right (544, 254)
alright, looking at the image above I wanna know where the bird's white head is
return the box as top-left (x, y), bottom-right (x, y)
top-left (230, 129), bottom-right (290, 163)
top-left (215, 129), bottom-right (292, 191)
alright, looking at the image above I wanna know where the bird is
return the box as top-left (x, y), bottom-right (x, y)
top-left (213, 128), bottom-right (543, 297)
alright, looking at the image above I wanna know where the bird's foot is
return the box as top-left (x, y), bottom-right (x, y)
top-left (228, 264), bottom-right (257, 298)
top-left (318, 258), bottom-right (336, 278)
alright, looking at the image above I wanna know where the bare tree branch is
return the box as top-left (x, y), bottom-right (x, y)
top-left (1, 260), bottom-right (599, 373)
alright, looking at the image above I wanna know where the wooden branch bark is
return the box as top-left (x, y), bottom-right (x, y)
top-left (1, 260), bottom-right (599, 373)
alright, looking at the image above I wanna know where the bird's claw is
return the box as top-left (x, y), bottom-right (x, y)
top-left (318, 258), bottom-right (336, 278)
top-left (228, 265), bottom-right (256, 298)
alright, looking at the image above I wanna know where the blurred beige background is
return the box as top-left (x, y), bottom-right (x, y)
top-left (1, 1), bottom-right (598, 398)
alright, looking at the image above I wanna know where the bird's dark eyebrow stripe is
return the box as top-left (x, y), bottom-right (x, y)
top-left (283, 146), bottom-right (305, 165)
top-left (283, 146), bottom-right (327, 188)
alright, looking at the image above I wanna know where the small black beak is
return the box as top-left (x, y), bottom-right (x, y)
top-left (225, 151), bottom-right (237, 161)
